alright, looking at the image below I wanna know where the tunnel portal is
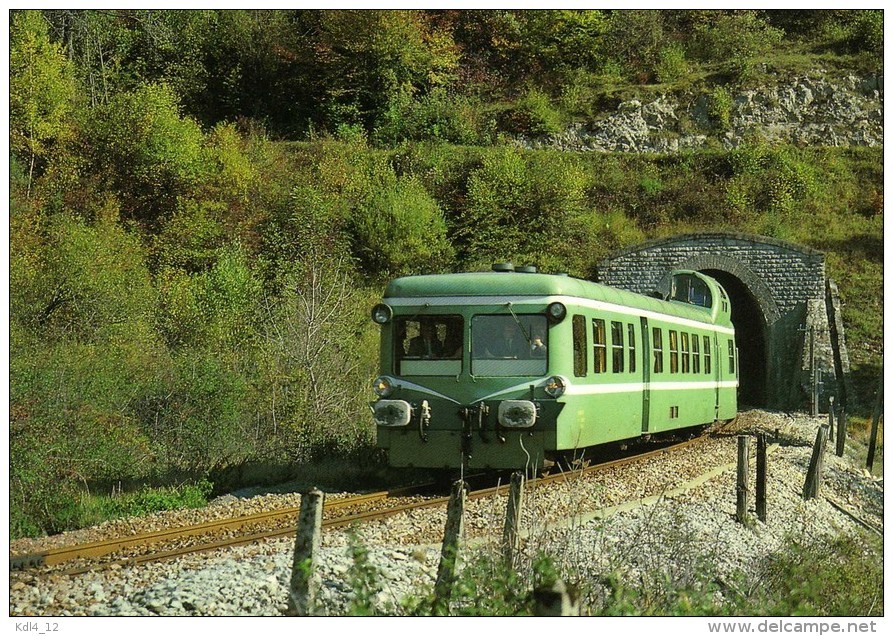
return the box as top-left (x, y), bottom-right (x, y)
top-left (596, 232), bottom-right (849, 411)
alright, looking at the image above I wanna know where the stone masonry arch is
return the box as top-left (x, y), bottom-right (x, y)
top-left (596, 232), bottom-right (850, 411)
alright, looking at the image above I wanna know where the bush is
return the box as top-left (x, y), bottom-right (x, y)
top-left (348, 168), bottom-right (453, 276)
top-left (693, 11), bottom-right (784, 65)
top-left (84, 83), bottom-right (206, 227)
top-left (707, 86), bottom-right (734, 131)
top-left (256, 260), bottom-right (377, 462)
top-left (9, 336), bottom-right (162, 536)
top-left (498, 88), bottom-right (565, 137)
top-left (145, 350), bottom-right (255, 472)
top-left (156, 244), bottom-right (260, 350)
top-left (746, 532), bottom-right (883, 615)
top-left (373, 87), bottom-right (492, 145)
top-left (75, 480), bottom-right (214, 528)
top-left (655, 44), bottom-right (689, 84)
top-left (399, 550), bottom-right (562, 616)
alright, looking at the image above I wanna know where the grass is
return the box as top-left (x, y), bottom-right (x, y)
top-left (334, 528), bottom-right (883, 616)
top-left (56, 480), bottom-right (214, 531)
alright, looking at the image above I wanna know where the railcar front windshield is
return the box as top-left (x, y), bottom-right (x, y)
top-left (471, 314), bottom-right (548, 377)
top-left (394, 315), bottom-right (463, 376)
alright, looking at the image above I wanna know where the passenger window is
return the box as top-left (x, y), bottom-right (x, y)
top-left (728, 339), bottom-right (736, 374)
top-left (704, 336), bottom-right (712, 374)
top-left (692, 333), bottom-right (700, 374)
top-left (627, 323), bottom-right (636, 373)
top-left (593, 319), bottom-right (606, 373)
top-left (611, 321), bottom-right (624, 373)
top-left (669, 330), bottom-right (679, 374)
top-left (572, 315), bottom-right (587, 377)
top-left (652, 327), bottom-right (664, 373)
top-left (681, 332), bottom-right (690, 374)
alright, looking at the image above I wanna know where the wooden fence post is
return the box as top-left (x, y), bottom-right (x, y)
top-left (286, 488), bottom-right (325, 616)
top-left (827, 396), bottom-right (835, 442)
top-left (866, 370), bottom-right (883, 472)
top-left (502, 471), bottom-right (525, 569)
top-left (803, 426), bottom-right (829, 500)
top-left (836, 408), bottom-right (847, 457)
top-left (736, 435), bottom-right (750, 524)
top-left (756, 433), bottom-right (767, 522)
top-left (434, 480), bottom-right (466, 613)
top-left (534, 579), bottom-right (580, 616)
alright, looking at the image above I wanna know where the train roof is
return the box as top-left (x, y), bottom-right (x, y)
top-left (383, 270), bottom-right (729, 326)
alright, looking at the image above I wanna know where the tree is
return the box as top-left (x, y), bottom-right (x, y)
top-left (457, 148), bottom-right (590, 272)
top-left (313, 10), bottom-right (459, 131)
top-left (9, 10), bottom-right (77, 196)
top-left (83, 82), bottom-right (205, 229)
top-left (348, 169), bottom-right (454, 277)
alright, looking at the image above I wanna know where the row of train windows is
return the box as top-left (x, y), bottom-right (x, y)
top-left (571, 315), bottom-right (736, 377)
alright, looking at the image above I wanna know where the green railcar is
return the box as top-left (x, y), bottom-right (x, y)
top-left (370, 265), bottom-right (738, 471)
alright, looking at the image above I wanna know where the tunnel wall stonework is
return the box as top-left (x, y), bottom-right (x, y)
top-left (596, 232), bottom-right (847, 411)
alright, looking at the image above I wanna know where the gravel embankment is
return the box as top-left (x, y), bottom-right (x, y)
top-left (8, 410), bottom-right (883, 616)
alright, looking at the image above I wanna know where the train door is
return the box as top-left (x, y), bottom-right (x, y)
top-left (640, 317), bottom-right (651, 433)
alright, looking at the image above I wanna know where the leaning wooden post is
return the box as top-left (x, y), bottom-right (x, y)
top-left (835, 408), bottom-right (847, 458)
top-left (286, 488), bottom-right (325, 616)
top-left (866, 370), bottom-right (883, 472)
top-left (736, 435), bottom-right (749, 524)
top-left (434, 480), bottom-right (466, 613)
top-left (827, 396), bottom-right (835, 442)
top-left (803, 426), bottom-right (829, 500)
top-left (755, 433), bottom-right (767, 523)
top-left (502, 471), bottom-right (525, 569)
top-left (534, 579), bottom-right (580, 616)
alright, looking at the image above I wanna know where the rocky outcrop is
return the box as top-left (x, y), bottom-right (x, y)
top-left (519, 72), bottom-right (883, 153)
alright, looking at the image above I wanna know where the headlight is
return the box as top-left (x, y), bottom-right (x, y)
top-left (373, 400), bottom-right (412, 427)
top-left (498, 400), bottom-right (537, 428)
top-left (372, 376), bottom-right (394, 397)
top-left (371, 303), bottom-right (392, 324)
top-left (547, 302), bottom-right (567, 323)
top-left (544, 375), bottom-right (567, 398)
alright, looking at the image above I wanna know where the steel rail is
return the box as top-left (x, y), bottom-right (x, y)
top-left (10, 489), bottom-right (399, 571)
top-left (14, 429), bottom-right (723, 577)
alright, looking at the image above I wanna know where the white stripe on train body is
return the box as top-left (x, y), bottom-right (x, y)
top-left (384, 294), bottom-right (735, 335)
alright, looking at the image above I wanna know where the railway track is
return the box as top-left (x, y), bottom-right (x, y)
top-left (11, 428), bottom-right (721, 577)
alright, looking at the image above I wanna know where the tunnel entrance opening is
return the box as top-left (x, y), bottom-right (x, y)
top-left (702, 269), bottom-right (768, 407)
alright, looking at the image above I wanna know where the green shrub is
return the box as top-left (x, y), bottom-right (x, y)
top-left (498, 88), bottom-right (565, 137)
top-left (345, 528), bottom-right (384, 616)
top-left (458, 147), bottom-right (591, 270)
top-left (655, 43), bottom-right (689, 84)
top-left (84, 83), bottom-right (206, 226)
top-left (9, 10), bottom-right (77, 192)
top-left (707, 86), bottom-right (734, 131)
top-left (9, 337), bottom-right (163, 536)
top-left (348, 169), bottom-right (453, 276)
top-left (693, 11), bottom-right (785, 63)
top-left (156, 244), bottom-right (260, 350)
top-left (255, 260), bottom-right (377, 462)
top-left (374, 87), bottom-right (492, 145)
top-left (21, 215), bottom-right (157, 343)
top-left (745, 533), bottom-right (883, 615)
top-left (849, 11), bottom-right (883, 53)
top-left (82, 480), bottom-right (213, 523)
top-left (400, 550), bottom-right (562, 616)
